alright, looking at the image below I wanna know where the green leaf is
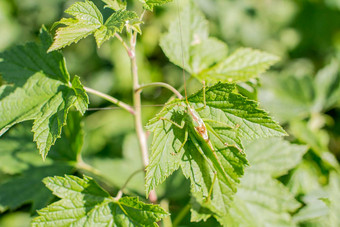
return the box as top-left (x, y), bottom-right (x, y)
top-left (313, 60), bottom-right (340, 112)
top-left (72, 76), bottom-right (89, 115)
top-left (101, 0), bottom-right (127, 10)
top-left (0, 164), bottom-right (73, 213)
top-left (32, 175), bottom-right (168, 227)
top-left (160, 3), bottom-right (277, 83)
top-left (293, 173), bottom-right (340, 226)
top-left (49, 111), bottom-right (84, 161)
top-left (139, 0), bottom-right (173, 11)
top-left (49, 0), bottom-right (138, 50)
top-left (293, 190), bottom-right (329, 225)
top-left (287, 161), bottom-right (323, 195)
top-left (146, 83), bottom-right (285, 216)
top-left (289, 120), bottom-right (340, 169)
top-left (211, 138), bottom-right (304, 226)
top-left (244, 137), bottom-right (308, 177)
top-left (200, 48), bottom-right (279, 83)
top-left (0, 27), bottom-right (88, 159)
top-left (94, 10), bottom-right (139, 47)
top-left (327, 172), bottom-right (340, 226)
top-left (0, 124), bottom-right (53, 175)
top-left (218, 173), bottom-right (300, 226)
top-left (259, 61), bottom-right (340, 123)
top-left (48, 0), bottom-right (103, 51)
top-left (259, 74), bottom-right (314, 123)
top-left (160, 2), bottom-right (228, 75)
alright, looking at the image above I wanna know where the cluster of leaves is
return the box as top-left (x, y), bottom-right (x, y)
top-left (1, 0), bottom-right (339, 226)
top-left (0, 0), bottom-right (172, 225)
top-left (258, 60), bottom-right (340, 226)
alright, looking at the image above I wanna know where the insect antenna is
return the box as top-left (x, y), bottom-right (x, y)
top-left (175, 0), bottom-right (188, 105)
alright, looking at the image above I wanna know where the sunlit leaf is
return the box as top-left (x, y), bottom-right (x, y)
top-left (259, 74), bottom-right (314, 123)
top-left (101, 0), bottom-right (126, 10)
top-left (139, 0), bottom-right (173, 11)
top-left (32, 175), bottom-right (168, 226)
top-left (160, 2), bottom-right (228, 75)
top-left (259, 61), bottom-right (340, 123)
top-left (160, 3), bottom-right (277, 83)
top-left (328, 172), bottom-right (340, 226)
top-left (49, 0), bottom-right (138, 51)
top-left (206, 138), bottom-right (305, 226)
top-left (245, 137), bottom-right (308, 177)
top-left (146, 83), bottom-right (286, 216)
top-left (200, 48), bottom-right (279, 83)
top-left (314, 61), bottom-right (340, 111)
top-left (94, 10), bottom-right (138, 47)
top-left (293, 190), bottom-right (329, 226)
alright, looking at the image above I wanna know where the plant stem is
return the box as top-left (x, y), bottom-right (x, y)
top-left (160, 199), bottom-right (172, 227)
top-left (129, 29), bottom-right (158, 202)
top-left (114, 168), bottom-right (144, 200)
top-left (84, 86), bottom-right (135, 115)
top-left (137, 82), bottom-right (183, 99)
top-left (130, 38), bottom-right (148, 167)
top-left (173, 203), bottom-right (191, 227)
top-left (114, 33), bottom-right (130, 53)
top-left (76, 159), bottom-right (103, 179)
top-left (75, 158), bottom-right (116, 192)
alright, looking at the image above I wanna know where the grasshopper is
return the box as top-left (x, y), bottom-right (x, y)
top-left (160, 83), bottom-right (238, 198)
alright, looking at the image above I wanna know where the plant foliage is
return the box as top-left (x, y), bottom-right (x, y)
top-left (32, 175), bottom-right (168, 226)
top-left (0, 27), bottom-right (88, 159)
top-left (0, 0), bottom-right (339, 226)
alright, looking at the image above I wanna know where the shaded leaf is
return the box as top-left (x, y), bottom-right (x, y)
top-left (0, 164), bottom-right (73, 213)
top-left (0, 27), bottom-right (88, 159)
top-left (0, 124), bottom-right (52, 175)
top-left (72, 76), bottom-right (89, 115)
top-left (49, 111), bottom-right (84, 161)
top-left (32, 175), bottom-right (168, 226)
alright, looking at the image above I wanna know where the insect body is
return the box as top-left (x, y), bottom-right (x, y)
top-left (184, 102), bottom-right (234, 190)
top-left (160, 94), bottom-right (234, 190)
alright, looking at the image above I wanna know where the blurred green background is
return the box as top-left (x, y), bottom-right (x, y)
top-left (0, 0), bottom-right (340, 226)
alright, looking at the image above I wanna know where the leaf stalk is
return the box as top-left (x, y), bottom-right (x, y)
top-left (137, 82), bottom-right (183, 99)
top-left (84, 86), bottom-right (135, 115)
